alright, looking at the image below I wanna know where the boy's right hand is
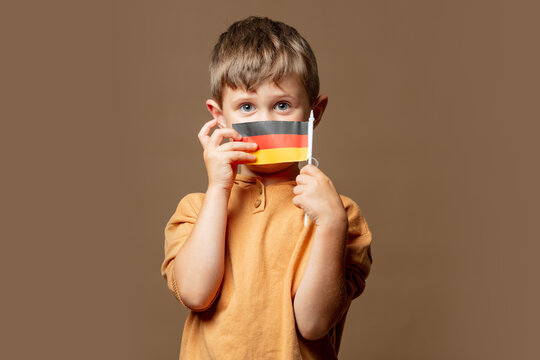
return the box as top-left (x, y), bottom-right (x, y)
top-left (198, 118), bottom-right (257, 192)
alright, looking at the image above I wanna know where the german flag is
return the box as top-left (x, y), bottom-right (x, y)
top-left (232, 120), bottom-right (309, 165)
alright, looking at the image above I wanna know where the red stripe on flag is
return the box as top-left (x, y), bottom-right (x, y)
top-left (240, 134), bottom-right (308, 150)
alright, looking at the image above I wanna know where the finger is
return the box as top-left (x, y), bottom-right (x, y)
top-left (295, 174), bottom-right (311, 185)
top-left (209, 128), bottom-right (243, 147)
top-left (219, 141), bottom-right (258, 152)
top-left (293, 184), bottom-right (306, 195)
top-left (224, 151), bottom-right (257, 164)
top-left (300, 164), bottom-right (322, 176)
top-left (198, 119), bottom-right (219, 148)
top-left (292, 195), bottom-right (303, 209)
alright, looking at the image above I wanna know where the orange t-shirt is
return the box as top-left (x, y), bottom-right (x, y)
top-left (161, 173), bottom-right (373, 359)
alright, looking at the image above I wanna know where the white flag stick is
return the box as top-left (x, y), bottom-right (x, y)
top-left (304, 110), bottom-right (314, 227)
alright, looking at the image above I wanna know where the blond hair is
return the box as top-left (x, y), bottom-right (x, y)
top-left (209, 16), bottom-right (319, 107)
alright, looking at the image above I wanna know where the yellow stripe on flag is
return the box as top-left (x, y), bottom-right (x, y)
top-left (248, 147), bottom-right (308, 165)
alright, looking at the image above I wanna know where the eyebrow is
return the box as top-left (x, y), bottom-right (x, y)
top-left (231, 95), bottom-right (257, 104)
top-left (230, 94), bottom-right (297, 105)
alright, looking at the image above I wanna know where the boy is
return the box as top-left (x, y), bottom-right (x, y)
top-left (161, 16), bottom-right (373, 359)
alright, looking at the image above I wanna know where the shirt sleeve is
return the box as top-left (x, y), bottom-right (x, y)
top-left (160, 192), bottom-right (205, 309)
top-left (341, 195), bottom-right (373, 301)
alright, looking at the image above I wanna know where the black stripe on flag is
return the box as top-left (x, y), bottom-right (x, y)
top-left (232, 120), bottom-right (309, 137)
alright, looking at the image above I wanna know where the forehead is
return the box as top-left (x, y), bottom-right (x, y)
top-left (221, 74), bottom-right (308, 105)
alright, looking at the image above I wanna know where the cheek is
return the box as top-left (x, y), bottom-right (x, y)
top-left (221, 110), bottom-right (238, 127)
top-left (294, 107), bottom-right (310, 122)
top-left (274, 109), bottom-right (307, 122)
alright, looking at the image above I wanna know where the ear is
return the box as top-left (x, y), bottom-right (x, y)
top-left (206, 99), bottom-right (227, 128)
top-left (311, 95), bottom-right (328, 128)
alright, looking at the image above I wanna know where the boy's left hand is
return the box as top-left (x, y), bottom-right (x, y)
top-left (293, 165), bottom-right (347, 228)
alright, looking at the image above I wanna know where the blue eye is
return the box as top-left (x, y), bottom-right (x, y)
top-left (274, 102), bottom-right (290, 111)
top-left (240, 103), bottom-right (254, 113)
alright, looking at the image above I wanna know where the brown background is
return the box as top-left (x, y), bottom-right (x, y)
top-left (2, 0), bottom-right (539, 359)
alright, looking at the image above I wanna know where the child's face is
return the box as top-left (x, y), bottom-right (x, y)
top-left (206, 74), bottom-right (327, 174)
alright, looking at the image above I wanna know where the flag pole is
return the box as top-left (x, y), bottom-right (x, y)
top-left (304, 110), bottom-right (314, 227)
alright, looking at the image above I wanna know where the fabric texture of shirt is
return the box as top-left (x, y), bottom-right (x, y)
top-left (161, 173), bottom-right (373, 359)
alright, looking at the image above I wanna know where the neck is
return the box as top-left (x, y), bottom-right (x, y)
top-left (240, 163), bottom-right (300, 186)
